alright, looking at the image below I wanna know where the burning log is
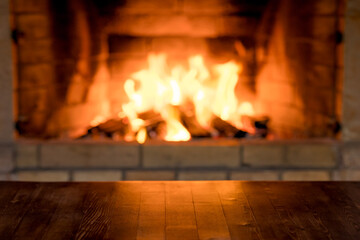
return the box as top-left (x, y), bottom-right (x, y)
top-left (79, 118), bottom-right (130, 140)
top-left (211, 116), bottom-right (245, 138)
top-left (137, 110), bottom-right (166, 140)
top-left (179, 102), bottom-right (211, 138)
top-left (98, 119), bottom-right (129, 134)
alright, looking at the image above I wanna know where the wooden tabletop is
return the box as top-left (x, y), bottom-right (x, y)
top-left (0, 181), bottom-right (359, 240)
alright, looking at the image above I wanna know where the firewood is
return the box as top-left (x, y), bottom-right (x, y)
top-left (178, 102), bottom-right (211, 138)
top-left (211, 116), bottom-right (240, 137)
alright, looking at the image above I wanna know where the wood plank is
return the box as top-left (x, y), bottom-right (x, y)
top-left (104, 182), bottom-right (142, 240)
top-left (39, 183), bottom-right (91, 240)
top-left (136, 181), bottom-right (166, 240)
top-left (319, 183), bottom-right (360, 235)
top-left (241, 181), bottom-right (294, 239)
top-left (292, 182), bottom-right (359, 240)
top-left (263, 182), bottom-right (333, 240)
top-left (165, 182), bottom-right (198, 240)
top-left (338, 182), bottom-right (360, 210)
top-left (191, 181), bottom-right (231, 240)
top-left (0, 183), bottom-right (42, 239)
top-left (216, 181), bottom-right (261, 240)
top-left (73, 182), bottom-right (116, 240)
top-left (0, 181), bottom-right (359, 240)
top-left (11, 183), bottom-right (69, 240)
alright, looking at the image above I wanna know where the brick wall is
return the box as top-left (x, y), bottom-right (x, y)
top-left (1, 139), bottom-right (358, 181)
top-left (0, 0), bottom-right (13, 143)
top-left (256, 0), bottom-right (344, 138)
top-left (2, 0), bottom-right (360, 182)
top-left (11, 0), bottom-right (267, 138)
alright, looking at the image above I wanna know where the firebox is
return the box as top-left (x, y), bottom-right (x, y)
top-left (3, 0), bottom-right (357, 182)
top-left (12, 0), bottom-right (343, 142)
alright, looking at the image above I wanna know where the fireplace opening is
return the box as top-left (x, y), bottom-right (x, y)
top-left (12, 0), bottom-right (343, 142)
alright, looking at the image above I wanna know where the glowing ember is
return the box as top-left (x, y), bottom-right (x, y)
top-left (94, 53), bottom-right (255, 143)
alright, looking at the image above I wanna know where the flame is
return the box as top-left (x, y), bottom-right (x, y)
top-left (136, 128), bottom-right (147, 144)
top-left (117, 53), bottom-right (254, 143)
top-left (90, 115), bottom-right (106, 127)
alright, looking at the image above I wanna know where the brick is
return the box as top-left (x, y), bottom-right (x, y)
top-left (342, 13), bottom-right (360, 140)
top-left (307, 65), bottom-right (335, 89)
top-left (0, 10), bottom-right (10, 40)
top-left (12, 0), bottom-right (49, 13)
top-left (108, 36), bottom-right (149, 55)
top-left (347, 0), bottom-right (360, 17)
top-left (108, 15), bottom-right (219, 37)
top-left (342, 143), bottom-right (360, 167)
top-left (0, 145), bottom-right (14, 172)
top-left (18, 63), bottom-right (54, 89)
top-left (231, 171), bottom-right (279, 181)
top-left (219, 16), bottom-right (257, 37)
top-left (15, 142), bottom-right (38, 168)
top-left (286, 144), bottom-right (337, 168)
top-left (257, 81), bottom-right (294, 105)
top-left (183, 0), bottom-right (266, 14)
top-left (15, 170), bottom-right (69, 182)
top-left (243, 144), bottom-right (284, 167)
top-left (305, 88), bottom-right (333, 115)
top-left (178, 171), bottom-right (227, 180)
top-left (108, 57), bottom-right (147, 80)
top-left (269, 105), bottom-right (306, 133)
top-left (150, 37), bottom-right (207, 56)
top-left (41, 143), bottom-right (139, 168)
top-left (0, 10), bottom-right (13, 143)
top-left (115, 0), bottom-right (177, 14)
top-left (0, 174), bottom-right (13, 181)
top-left (18, 39), bottom-right (53, 64)
top-left (125, 171), bottom-right (175, 180)
top-left (282, 171), bottom-right (330, 181)
top-left (17, 14), bottom-right (51, 39)
top-left (73, 171), bottom-right (122, 182)
top-left (143, 141), bottom-right (240, 168)
top-left (47, 103), bottom-right (106, 134)
top-left (333, 170), bottom-right (360, 181)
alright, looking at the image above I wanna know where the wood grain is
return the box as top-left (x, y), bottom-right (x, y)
top-left (0, 181), bottom-right (359, 240)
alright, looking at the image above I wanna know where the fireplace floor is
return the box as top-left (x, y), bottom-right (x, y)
top-left (0, 181), bottom-right (359, 239)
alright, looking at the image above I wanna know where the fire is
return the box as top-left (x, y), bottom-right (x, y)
top-left (116, 53), bottom-right (254, 143)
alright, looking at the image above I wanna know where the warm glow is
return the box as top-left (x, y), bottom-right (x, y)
top-left (116, 53), bottom-right (254, 143)
top-left (136, 127), bottom-right (147, 144)
top-left (90, 115), bottom-right (106, 127)
top-left (238, 102), bottom-right (254, 116)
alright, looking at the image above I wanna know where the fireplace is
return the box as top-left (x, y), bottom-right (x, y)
top-left (12, 0), bottom-right (343, 141)
top-left (1, 0), bottom-right (360, 182)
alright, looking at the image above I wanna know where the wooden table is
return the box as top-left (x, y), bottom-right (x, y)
top-left (0, 181), bottom-right (359, 240)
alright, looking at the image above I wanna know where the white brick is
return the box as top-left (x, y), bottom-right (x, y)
top-left (15, 143), bottom-right (38, 168)
top-left (243, 144), bottom-right (284, 167)
top-left (143, 141), bottom-right (240, 168)
top-left (178, 171), bottom-right (227, 180)
top-left (231, 171), bottom-right (279, 181)
top-left (342, 143), bottom-right (360, 167)
top-left (343, 4), bottom-right (360, 140)
top-left (286, 144), bottom-right (337, 167)
top-left (41, 142), bottom-right (139, 168)
top-left (16, 171), bottom-right (69, 182)
top-left (73, 171), bottom-right (122, 182)
top-left (282, 171), bottom-right (330, 181)
top-left (125, 171), bottom-right (175, 180)
top-left (0, 3), bottom-right (13, 143)
top-left (0, 145), bottom-right (14, 172)
top-left (333, 170), bottom-right (360, 181)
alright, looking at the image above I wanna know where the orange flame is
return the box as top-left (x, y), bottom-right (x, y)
top-left (117, 53), bottom-right (254, 143)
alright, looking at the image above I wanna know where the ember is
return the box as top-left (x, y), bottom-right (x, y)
top-left (83, 53), bottom-right (268, 142)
